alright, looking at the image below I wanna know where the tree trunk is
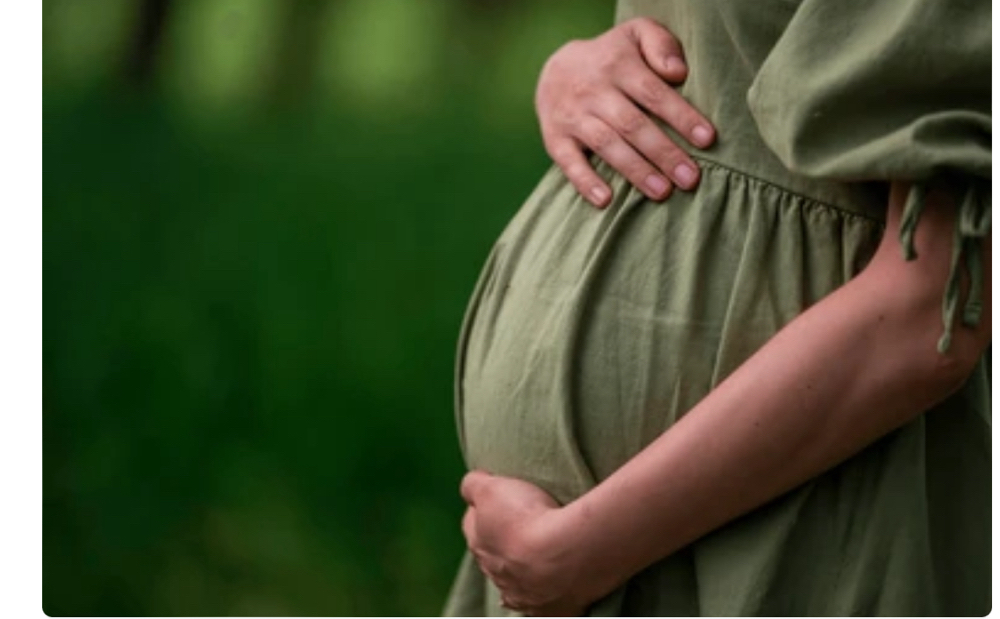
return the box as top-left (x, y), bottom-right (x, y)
top-left (126, 0), bottom-right (172, 89)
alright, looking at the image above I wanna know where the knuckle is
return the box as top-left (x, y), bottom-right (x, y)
top-left (587, 125), bottom-right (617, 152)
top-left (494, 559), bottom-right (511, 577)
top-left (552, 101), bottom-right (578, 125)
top-left (649, 135), bottom-right (684, 162)
top-left (608, 50), bottom-right (633, 71)
top-left (594, 55), bottom-right (618, 76)
top-left (539, 96), bottom-right (578, 129)
top-left (651, 140), bottom-right (684, 164)
top-left (623, 158), bottom-right (654, 183)
top-left (626, 167), bottom-right (654, 187)
top-left (477, 482), bottom-right (494, 499)
top-left (652, 152), bottom-right (686, 177)
top-left (635, 75), bottom-right (667, 105)
top-left (565, 162), bottom-right (593, 184)
top-left (668, 100), bottom-right (701, 129)
top-left (548, 142), bottom-right (579, 165)
top-left (663, 94), bottom-right (698, 128)
top-left (613, 108), bottom-right (647, 135)
top-left (567, 77), bottom-right (593, 101)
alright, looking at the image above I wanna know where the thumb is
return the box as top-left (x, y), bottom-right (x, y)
top-left (461, 506), bottom-right (477, 546)
top-left (460, 470), bottom-right (493, 505)
top-left (626, 17), bottom-right (687, 83)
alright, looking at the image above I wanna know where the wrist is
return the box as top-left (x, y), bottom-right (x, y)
top-left (511, 503), bottom-right (609, 611)
top-left (546, 495), bottom-right (629, 603)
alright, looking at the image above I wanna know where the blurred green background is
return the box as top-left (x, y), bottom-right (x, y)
top-left (43, 0), bottom-right (610, 615)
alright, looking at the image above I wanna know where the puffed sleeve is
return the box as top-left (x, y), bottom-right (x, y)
top-left (747, 0), bottom-right (991, 353)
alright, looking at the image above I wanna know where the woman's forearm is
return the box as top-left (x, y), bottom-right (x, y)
top-left (559, 183), bottom-right (991, 597)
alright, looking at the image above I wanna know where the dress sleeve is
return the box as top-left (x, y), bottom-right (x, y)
top-left (746, 0), bottom-right (991, 353)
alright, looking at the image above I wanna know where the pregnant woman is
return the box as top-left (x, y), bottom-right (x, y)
top-left (446, 0), bottom-right (990, 615)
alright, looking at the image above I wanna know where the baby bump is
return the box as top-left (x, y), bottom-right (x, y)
top-left (455, 164), bottom-right (882, 503)
top-left (454, 169), bottom-right (624, 504)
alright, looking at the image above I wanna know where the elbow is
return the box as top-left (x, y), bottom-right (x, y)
top-left (864, 250), bottom-right (990, 400)
top-left (885, 284), bottom-right (988, 402)
top-left (920, 341), bottom-right (986, 399)
top-left (863, 181), bottom-right (991, 396)
top-left (923, 303), bottom-right (990, 395)
top-left (885, 269), bottom-right (987, 398)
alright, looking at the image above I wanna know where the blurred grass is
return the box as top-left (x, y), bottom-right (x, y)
top-left (43, 0), bottom-right (610, 614)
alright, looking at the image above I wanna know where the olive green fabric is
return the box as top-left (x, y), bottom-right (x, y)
top-left (444, 0), bottom-right (991, 616)
top-left (746, 0), bottom-right (991, 353)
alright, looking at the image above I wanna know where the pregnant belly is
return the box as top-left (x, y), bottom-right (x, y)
top-left (454, 169), bottom-right (726, 504)
top-left (455, 164), bottom-right (877, 505)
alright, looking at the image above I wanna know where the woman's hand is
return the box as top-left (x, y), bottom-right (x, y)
top-left (536, 17), bottom-right (716, 208)
top-left (460, 471), bottom-right (600, 616)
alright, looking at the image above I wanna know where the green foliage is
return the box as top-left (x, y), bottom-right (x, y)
top-left (43, 0), bottom-right (608, 614)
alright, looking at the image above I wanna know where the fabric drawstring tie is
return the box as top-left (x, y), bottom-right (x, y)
top-left (899, 179), bottom-right (991, 353)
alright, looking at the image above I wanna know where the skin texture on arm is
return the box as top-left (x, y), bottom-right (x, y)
top-left (460, 181), bottom-right (992, 615)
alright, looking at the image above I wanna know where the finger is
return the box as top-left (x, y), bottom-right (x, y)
top-left (472, 550), bottom-right (515, 589)
top-left (544, 134), bottom-right (613, 208)
top-left (461, 507), bottom-right (476, 545)
top-left (500, 594), bottom-right (525, 614)
top-left (577, 115), bottom-right (674, 201)
top-left (623, 17), bottom-right (687, 83)
top-left (593, 92), bottom-right (702, 191)
top-left (500, 595), bottom-right (515, 611)
top-left (460, 470), bottom-right (493, 506)
top-left (616, 65), bottom-right (715, 151)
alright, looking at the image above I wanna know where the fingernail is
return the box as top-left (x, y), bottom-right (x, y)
top-left (673, 163), bottom-right (698, 188)
top-left (692, 125), bottom-right (714, 147)
top-left (590, 186), bottom-right (611, 206)
top-left (645, 174), bottom-right (669, 196)
top-left (665, 56), bottom-right (686, 75)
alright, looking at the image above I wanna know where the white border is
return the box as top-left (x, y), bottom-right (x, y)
top-left (3, 0), bottom-right (43, 617)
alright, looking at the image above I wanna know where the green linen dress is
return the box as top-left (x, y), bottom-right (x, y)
top-left (444, 0), bottom-right (991, 615)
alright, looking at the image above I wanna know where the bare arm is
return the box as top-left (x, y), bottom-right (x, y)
top-left (552, 181), bottom-right (991, 598)
top-left (460, 182), bottom-right (991, 615)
